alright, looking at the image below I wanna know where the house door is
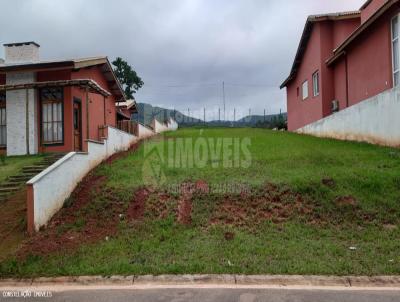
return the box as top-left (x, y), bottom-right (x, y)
top-left (73, 100), bottom-right (82, 151)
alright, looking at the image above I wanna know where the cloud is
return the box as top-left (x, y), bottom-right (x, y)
top-left (0, 0), bottom-right (365, 119)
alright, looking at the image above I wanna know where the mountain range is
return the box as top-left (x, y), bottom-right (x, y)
top-left (132, 103), bottom-right (286, 127)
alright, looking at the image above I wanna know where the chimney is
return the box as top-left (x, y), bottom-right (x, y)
top-left (3, 41), bottom-right (40, 64)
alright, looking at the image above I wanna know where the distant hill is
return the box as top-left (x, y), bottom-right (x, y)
top-left (133, 103), bottom-right (287, 128)
top-left (236, 113), bottom-right (288, 125)
top-left (132, 103), bottom-right (202, 125)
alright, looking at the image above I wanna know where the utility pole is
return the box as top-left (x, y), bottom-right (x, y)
top-left (222, 81), bottom-right (226, 121)
top-left (234, 108), bottom-right (236, 126)
top-left (188, 108), bottom-right (190, 124)
top-left (249, 108), bottom-right (251, 124)
top-left (264, 109), bottom-right (266, 123)
top-left (218, 107), bottom-right (221, 122)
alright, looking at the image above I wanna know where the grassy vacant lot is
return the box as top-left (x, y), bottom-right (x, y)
top-left (0, 155), bottom-right (44, 185)
top-left (1, 128), bottom-right (400, 277)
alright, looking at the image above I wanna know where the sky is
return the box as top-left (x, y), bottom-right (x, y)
top-left (0, 0), bottom-right (365, 120)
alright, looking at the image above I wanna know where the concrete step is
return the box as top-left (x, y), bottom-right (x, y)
top-left (22, 168), bottom-right (43, 173)
top-left (21, 169), bottom-right (44, 175)
top-left (0, 191), bottom-right (14, 202)
top-left (0, 191), bottom-right (11, 197)
top-left (20, 173), bottom-right (36, 179)
top-left (0, 196), bottom-right (9, 203)
top-left (8, 176), bottom-right (32, 181)
top-left (0, 187), bottom-right (19, 194)
top-left (0, 182), bottom-right (22, 188)
top-left (45, 153), bottom-right (65, 159)
top-left (23, 165), bottom-right (48, 170)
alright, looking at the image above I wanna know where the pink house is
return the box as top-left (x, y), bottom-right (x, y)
top-left (281, 0), bottom-right (399, 131)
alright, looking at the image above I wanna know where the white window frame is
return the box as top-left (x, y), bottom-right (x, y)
top-left (302, 80), bottom-right (309, 100)
top-left (312, 71), bottom-right (320, 97)
top-left (391, 15), bottom-right (400, 87)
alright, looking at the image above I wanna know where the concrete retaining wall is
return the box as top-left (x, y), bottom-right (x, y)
top-left (137, 123), bottom-right (154, 138)
top-left (167, 118), bottom-right (178, 131)
top-left (151, 119), bottom-right (169, 133)
top-left (26, 126), bottom-right (137, 232)
top-left (296, 87), bottom-right (400, 147)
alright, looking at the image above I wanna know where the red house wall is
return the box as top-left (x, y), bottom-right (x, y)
top-left (333, 18), bottom-right (361, 49)
top-left (345, 5), bottom-right (396, 106)
top-left (286, 18), bottom-right (360, 131)
top-left (285, 1), bottom-right (398, 131)
top-left (33, 65), bottom-right (118, 153)
top-left (361, 0), bottom-right (388, 23)
top-left (320, 22), bottom-right (336, 117)
top-left (71, 66), bottom-right (116, 142)
top-left (333, 58), bottom-right (348, 111)
top-left (287, 24), bottom-right (323, 131)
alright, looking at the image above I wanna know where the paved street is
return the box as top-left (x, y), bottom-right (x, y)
top-left (2, 288), bottom-right (400, 302)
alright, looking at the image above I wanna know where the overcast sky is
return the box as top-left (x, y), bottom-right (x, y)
top-left (0, 0), bottom-right (365, 120)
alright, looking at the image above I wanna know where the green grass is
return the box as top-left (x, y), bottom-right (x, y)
top-left (1, 128), bottom-right (400, 277)
top-left (0, 154), bottom-right (45, 184)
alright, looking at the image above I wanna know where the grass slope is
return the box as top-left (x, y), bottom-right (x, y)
top-left (1, 128), bottom-right (400, 277)
top-left (0, 155), bottom-right (45, 185)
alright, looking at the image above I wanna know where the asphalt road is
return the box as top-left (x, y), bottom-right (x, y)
top-left (2, 288), bottom-right (400, 302)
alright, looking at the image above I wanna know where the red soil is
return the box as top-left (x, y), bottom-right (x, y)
top-left (127, 188), bottom-right (150, 221)
top-left (18, 173), bottom-right (114, 258)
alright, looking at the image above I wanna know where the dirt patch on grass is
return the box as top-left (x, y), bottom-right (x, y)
top-left (127, 188), bottom-right (150, 221)
top-left (335, 195), bottom-right (358, 207)
top-left (224, 231), bottom-right (235, 241)
top-left (0, 190), bottom-right (28, 261)
top-left (17, 172), bottom-right (118, 258)
top-left (16, 142), bottom-right (150, 259)
top-left (143, 190), bottom-right (175, 220)
top-left (322, 177), bottom-right (336, 188)
top-left (209, 184), bottom-right (315, 229)
top-left (195, 180), bottom-right (210, 194)
top-left (177, 193), bottom-right (193, 225)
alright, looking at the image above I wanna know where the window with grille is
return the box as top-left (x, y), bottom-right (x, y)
top-left (0, 92), bottom-right (6, 147)
top-left (41, 88), bottom-right (63, 144)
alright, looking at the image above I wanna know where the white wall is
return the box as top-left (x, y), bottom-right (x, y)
top-left (151, 118), bottom-right (169, 133)
top-left (296, 87), bottom-right (400, 147)
top-left (167, 118), bottom-right (178, 131)
top-left (6, 72), bottom-right (38, 156)
top-left (27, 126), bottom-right (137, 231)
top-left (137, 122), bottom-right (154, 138)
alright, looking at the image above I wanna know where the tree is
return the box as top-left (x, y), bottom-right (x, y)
top-left (112, 57), bottom-right (144, 99)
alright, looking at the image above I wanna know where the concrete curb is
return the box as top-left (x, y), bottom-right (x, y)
top-left (1, 275), bottom-right (400, 288)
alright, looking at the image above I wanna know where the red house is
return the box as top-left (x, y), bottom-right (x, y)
top-left (281, 0), bottom-right (399, 131)
top-left (0, 41), bottom-right (137, 156)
